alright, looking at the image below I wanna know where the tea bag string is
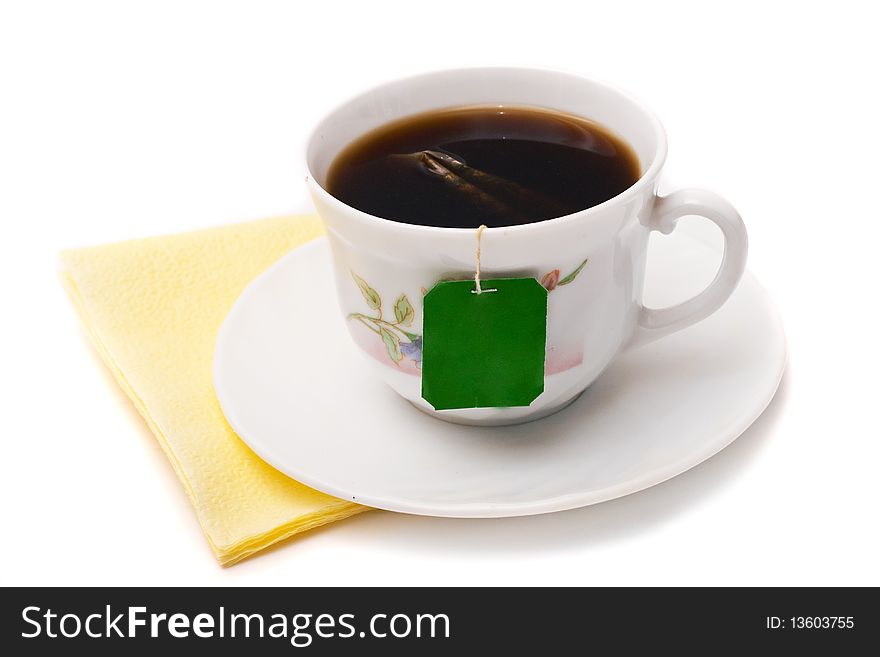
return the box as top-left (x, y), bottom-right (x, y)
top-left (473, 224), bottom-right (497, 295)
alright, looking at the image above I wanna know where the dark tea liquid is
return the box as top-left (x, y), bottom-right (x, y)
top-left (326, 106), bottom-right (641, 229)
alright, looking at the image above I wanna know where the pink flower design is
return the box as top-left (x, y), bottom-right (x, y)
top-left (541, 269), bottom-right (560, 291)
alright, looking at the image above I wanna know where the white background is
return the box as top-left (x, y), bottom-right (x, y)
top-left (1, 0), bottom-right (878, 586)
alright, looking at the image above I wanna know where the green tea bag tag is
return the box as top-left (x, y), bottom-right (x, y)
top-left (421, 227), bottom-right (547, 411)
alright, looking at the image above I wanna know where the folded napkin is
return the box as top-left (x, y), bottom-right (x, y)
top-left (60, 216), bottom-right (367, 565)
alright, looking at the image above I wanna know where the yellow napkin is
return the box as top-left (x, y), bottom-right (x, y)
top-left (60, 215), bottom-right (367, 565)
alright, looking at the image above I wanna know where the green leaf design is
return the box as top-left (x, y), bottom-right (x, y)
top-left (557, 258), bottom-right (589, 286)
top-left (399, 328), bottom-right (420, 341)
top-left (380, 327), bottom-right (402, 363)
top-left (393, 294), bottom-right (414, 326)
top-left (351, 272), bottom-right (381, 310)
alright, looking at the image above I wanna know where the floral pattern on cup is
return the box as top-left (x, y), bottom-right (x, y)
top-left (347, 257), bottom-right (588, 371)
top-left (348, 273), bottom-right (423, 369)
top-left (539, 257), bottom-right (588, 291)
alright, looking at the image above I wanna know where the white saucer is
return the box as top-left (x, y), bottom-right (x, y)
top-left (213, 233), bottom-right (785, 517)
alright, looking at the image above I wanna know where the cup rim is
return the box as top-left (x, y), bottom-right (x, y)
top-left (305, 66), bottom-right (668, 235)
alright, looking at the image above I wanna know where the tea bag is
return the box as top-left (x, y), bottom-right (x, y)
top-left (395, 150), bottom-right (568, 222)
top-left (392, 150), bottom-right (526, 221)
top-left (420, 150), bottom-right (569, 217)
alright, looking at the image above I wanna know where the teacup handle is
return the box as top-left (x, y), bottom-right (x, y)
top-left (628, 189), bottom-right (748, 349)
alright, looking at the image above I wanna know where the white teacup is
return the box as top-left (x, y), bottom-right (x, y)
top-left (306, 67), bottom-right (747, 426)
